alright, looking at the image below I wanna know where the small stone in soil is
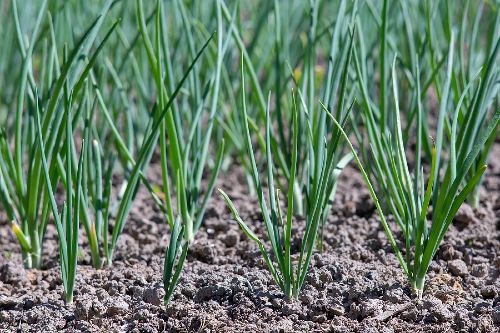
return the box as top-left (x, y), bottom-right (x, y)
top-left (75, 299), bottom-right (92, 320)
top-left (474, 301), bottom-right (491, 315)
top-left (439, 243), bottom-right (456, 261)
top-left (312, 314), bottom-right (327, 323)
top-left (448, 259), bottom-right (468, 277)
top-left (143, 287), bottom-right (163, 306)
top-left (222, 230), bottom-right (239, 247)
top-left (471, 263), bottom-right (489, 277)
top-left (423, 296), bottom-right (453, 322)
top-left (360, 298), bottom-right (383, 318)
top-left (0, 262), bottom-right (27, 284)
top-left (454, 203), bottom-right (476, 227)
top-left (0, 295), bottom-right (18, 309)
top-left (480, 286), bottom-right (497, 299)
top-left (326, 304), bottom-right (345, 316)
top-left (104, 298), bottom-right (129, 316)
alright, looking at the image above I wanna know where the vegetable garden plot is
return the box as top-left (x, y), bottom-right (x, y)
top-left (0, 0), bottom-right (498, 332)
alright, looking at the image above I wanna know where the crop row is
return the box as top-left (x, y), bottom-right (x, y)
top-left (0, 0), bottom-right (498, 305)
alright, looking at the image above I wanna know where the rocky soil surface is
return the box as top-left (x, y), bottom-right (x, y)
top-left (0, 144), bottom-right (499, 332)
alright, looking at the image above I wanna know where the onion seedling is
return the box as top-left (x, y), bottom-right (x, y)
top-left (34, 93), bottom-right (88, 304)
top-left (88, 0), bottom-right (216, 304)
top-left (0, 0), bottom-right (113, 269)
top-left (353, 0), bottom-right (500, 211)
top-left (133, 0), bottom-right (227, 304)
top-left (219, 58), bottom-right (351, 299)
top-left (326, 54), bottom-right (500, 300)
top-left (452, 16), bottom-right (500, 207)
top-left (217, 1), bottom-right (356, 250)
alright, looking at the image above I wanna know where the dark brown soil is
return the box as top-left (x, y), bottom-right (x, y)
top-left (1, 144), bottom-right (499, 333)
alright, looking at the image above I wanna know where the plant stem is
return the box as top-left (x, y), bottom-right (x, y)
top-left (414, 276), bottom-right (425, 301)
top-left (293, 181), bottom-right (303, 217)
top-left (467, 186), bottom-right (481, 208)
top-left (29, 228), bottom-right (41, 269)
top-left (65, 290), bottom-right (74, 304)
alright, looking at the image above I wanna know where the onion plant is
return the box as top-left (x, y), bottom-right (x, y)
top-left (219, 57), bottom-right (351, 299)
top-left (0, 0), bottom-right (114, 269)
top-left (450, 5), bottom-right (500, 207)
top-left (84, 0), bottom-right (219, 304)
top-left (135, 0), bottom-right (227, 304)
top-left (97, 35), bottom-right (214, 261)
top-left (217, 0), bottom-right (356, 250)
top-left (34, 91), bottom-right (88, 304)
top-left (326, 54), bottom-right (500, 300)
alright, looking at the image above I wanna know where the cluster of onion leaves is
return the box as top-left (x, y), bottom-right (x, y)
top-left (352, 0), bottom-right (500, 212)
top-left (34, 91), bottom-right (87, 304)
top-left (0, 0), bottom-right (115, 269)
top-left (326, 53), bottom-right (499, 300)
top-left (219, 57), bottom-right (352, 299)
top-left (101, 0), bottom-right (222, 305)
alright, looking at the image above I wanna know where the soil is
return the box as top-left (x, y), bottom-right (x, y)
top-left (0, 143), bottom-right (499, 333)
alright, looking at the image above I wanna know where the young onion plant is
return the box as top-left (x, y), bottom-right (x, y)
top-left (326, 56), bottom-right (500, 300)
top-left (217, 1), bottom-right (356, 250)
top-left (88, 0), bottom-right (219, 304)
top-left (0, 0), bottom-right (114, 269)
top-left (219, 60), bottom-right (351, 299)
top-left (34, 92), bottom-right (88, 304)
top-left (136, 0), bottom-right (227, 304)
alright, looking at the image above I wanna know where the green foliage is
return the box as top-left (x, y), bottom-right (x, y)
top-left (0, 0), bottom-right (497, 306)
top-left (327, 55), bottom-right (499, 299)
top-left (219, 54), bottom-right (352, 298)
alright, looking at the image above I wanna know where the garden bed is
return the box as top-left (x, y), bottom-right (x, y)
top-left (1, 144), bottom-right (498, 333)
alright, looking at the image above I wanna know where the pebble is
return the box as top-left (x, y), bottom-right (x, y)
top-left (384, 287), bottom-right (408, 303)
top-left (313, 253), bottom-right (325, 267)
top-left (360, 298), bottom-right (383, 317)
top-left (105, 280), bottom-right (120, 295)
top-left (423, 297), bottom-right (452, 322)
top-left (312, 314), bottom-right (327, 323)
top-left (133, 308), bottom-right (150, 321)
top-left (281, 302), bottom-right (300, 316)
top-left (448, 259), bottom-right (468, 277)
top-left (23, 298), bottom-right (35, 310)
top-left (75, 299), bottom-right (92, 320)
top-left (25, 310), bottom-right (38, 324)
top-left (130, 286), bottom-right (144, 299)
top-left (471, 263), bottom-right (488, 277)
top-left (343, 201), bottom-right (356, 217)
top-left (439, 243), bottom-right (456, 260)
top-left (270, 297), bottom-right (283, 309)
top-left (143, 287), bottom-right (163, 306)
top-left (454, 203), bottom-right (475, 225)
top-left (0, 262), bottom-right (27, 284)
top-left (474, 302), bottom-right (491, 315)
top-left (319, 269), bottom-right (333, 284)
top-left (480, 286), bottom-right (497, 299)
top-left (0, 295), bottom-right (18, 309)
top-left (299, 293), bottom-right (314, 305)
top-left (105, 298), bottom-right (129, 316)
top-left (222, 230), bottom-right (239, 247)
top-left (327, 304), bottom-right (345, 316)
